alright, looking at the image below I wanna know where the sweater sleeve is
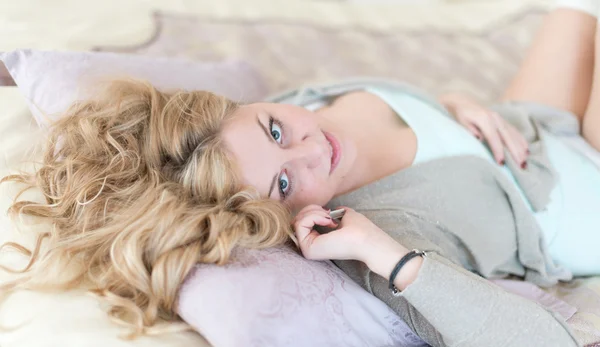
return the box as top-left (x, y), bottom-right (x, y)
top-left (330, 188), bottom-right (580, 346)
top-left (335, 251), bottom-right (580, 347)
top-left (400, 252), bottom-right (580, 347)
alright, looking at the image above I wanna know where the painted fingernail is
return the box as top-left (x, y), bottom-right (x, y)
top-left (521, 162), bottom-right (527, 169)
top-left (499, 159), bottom-right (505, 165)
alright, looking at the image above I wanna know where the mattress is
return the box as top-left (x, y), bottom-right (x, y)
top-left (1, 0), bottom-right (599, 345)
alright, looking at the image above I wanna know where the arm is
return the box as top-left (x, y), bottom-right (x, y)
top-left (366, 248), bottom-right (581, 347)
top-left (291, 205), bottom-right (580, 347)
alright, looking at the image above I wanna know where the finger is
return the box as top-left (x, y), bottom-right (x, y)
top-left (464, 123), bottom-right (483, 141)
top-left (474, 120), bottom-right (505, 164)
top-left (299, 204), bottom-right (329, 215)
top-left (295, 216), bottom-right (338, 258)
top-left (507, 125), bottom-right (528, 154)
top-left (490, 113), bottom-right (528, 166)
top-left (488, 111), bottom-right (528, 152)
top-left (292, 211), bottom-right (339, 233)
top-left (294, 214), bottom-right (337, 235)
top-left (302, 208), bottom-right (333, 222)
top-left (296, 228), bottom-right (321, 258)
top-left (511, 125), bottom-right (530, 154)
top-left (504, 126), bottom-right (529, 167)
top-left (299, 229), bottom-right (351, 261)
top-left (293, 204), bottom-right (329, 223)
top-left (496, 123), bottom-right (523, 164)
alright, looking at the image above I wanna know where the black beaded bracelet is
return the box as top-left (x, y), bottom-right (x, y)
top-left (388, 249), bottom-right (426, 296)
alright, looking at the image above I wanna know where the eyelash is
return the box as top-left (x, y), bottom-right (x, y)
top-left (279, 169), bottom-right (294, 200)
top-left (268, 116), bottom-right (285, 143)
top-left (268, 116), bottom-right (294, 200)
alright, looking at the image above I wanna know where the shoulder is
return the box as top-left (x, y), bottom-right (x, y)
top-left (331, 90), bottom-right (389, 110)
top-left (329, 90), bottom-right (409, 126)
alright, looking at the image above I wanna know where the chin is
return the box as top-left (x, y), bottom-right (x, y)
top-left (320, 194), bottom-right (335, 207)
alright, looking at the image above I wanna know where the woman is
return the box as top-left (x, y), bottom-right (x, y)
top-left (1, 3), bottom-right (599, 347)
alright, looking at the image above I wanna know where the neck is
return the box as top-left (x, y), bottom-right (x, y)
top-left (340, 128), bottom-right (415, 195)
top-left (319, 102), bottom-right (417, 198)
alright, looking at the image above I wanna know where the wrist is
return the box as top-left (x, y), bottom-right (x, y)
top-left (439, 92), bottom-right (467, 104)
top-left (392, 255), bottom-right (424, 291)
top-left (364, 245), bottom-right (423, 290)
top-left (358, 228), bottom-right (425, 291)
top-left (364, 243), bottom-right (424, 291)
top-left (438, 94), bottom-right (459, 114)
top-left (439, 92), bottom-right (474, 110)
top-left (365, 243), bottom-right (407, 279)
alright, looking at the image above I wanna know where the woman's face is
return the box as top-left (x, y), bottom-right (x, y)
top-left (222, 102), bottom-right (355, 213)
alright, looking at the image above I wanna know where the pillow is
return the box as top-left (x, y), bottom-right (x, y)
top-left (0, 49), bottom-right (268, 127)
top-left (178, 246), bottom-right (428, 347)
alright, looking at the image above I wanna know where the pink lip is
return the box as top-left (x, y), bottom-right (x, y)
top-left (323, 131), bottom-right (341, 175)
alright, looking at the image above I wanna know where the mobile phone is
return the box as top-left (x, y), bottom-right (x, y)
top-left (329, 208), bottom-right (346, 220)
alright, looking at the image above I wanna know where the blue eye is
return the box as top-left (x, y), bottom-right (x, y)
top-left (268, 116), bottom-right (292, 199)
top-left (278, 171), bottom-right (292, 198)
top-left (269, 117), bottom-right (283, 143)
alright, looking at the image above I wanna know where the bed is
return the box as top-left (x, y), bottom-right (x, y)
top-left (1, 0), bottom-right (599, 346)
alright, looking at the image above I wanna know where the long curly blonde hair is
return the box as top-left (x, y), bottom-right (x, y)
top-left (0, 79), bottom-right (294, 337)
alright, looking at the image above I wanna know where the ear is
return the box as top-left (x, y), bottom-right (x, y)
top-left (0, 61), bottom-right (16, 86)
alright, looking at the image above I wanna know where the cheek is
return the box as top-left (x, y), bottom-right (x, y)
top-left (302, 116), bottom-right (321, 131)
top-left (286, 108), bottom-right (320, 130)
top-left (293, 176), bottom-right (331, 207)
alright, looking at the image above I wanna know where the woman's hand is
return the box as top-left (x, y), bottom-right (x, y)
top-left (439, 93), bottom-right (529, 168)
top-left (291, 205), bottom-right (422, 290)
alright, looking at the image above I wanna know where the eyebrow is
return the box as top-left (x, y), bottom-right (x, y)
top-left (256, 115), bottom-right (279, 199)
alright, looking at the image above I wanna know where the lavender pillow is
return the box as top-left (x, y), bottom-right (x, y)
top-left (0, 49), bottom-right (268, 127)
top-left (178, 246), bottom-right (428, 347)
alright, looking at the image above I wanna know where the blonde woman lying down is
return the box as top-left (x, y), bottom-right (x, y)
top-left (2, 3), bottom-right (600, 347)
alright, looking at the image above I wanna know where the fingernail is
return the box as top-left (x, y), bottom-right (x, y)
top-left (499, 159), bottom-right (505, 165)
top-left (521, 162), bottom-right (527, 169)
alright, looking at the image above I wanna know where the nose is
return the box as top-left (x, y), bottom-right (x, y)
top-left (290, 138), bottom-right (326, 169)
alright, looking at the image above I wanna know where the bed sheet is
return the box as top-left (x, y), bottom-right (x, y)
top-left (1, 0), bottom-right (599, 345)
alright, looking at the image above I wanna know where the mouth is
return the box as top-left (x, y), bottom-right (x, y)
top-left (323, 131), bottom-right (341, 175)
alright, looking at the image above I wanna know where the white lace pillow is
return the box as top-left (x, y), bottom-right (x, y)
top-left (178, 246), bottom-right (428, 347)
